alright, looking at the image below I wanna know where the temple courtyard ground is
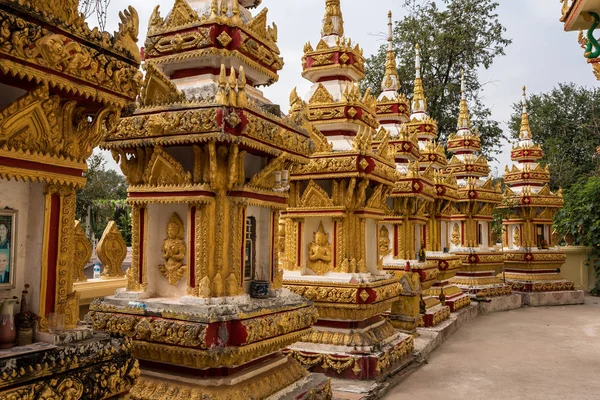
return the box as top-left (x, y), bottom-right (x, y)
top-left (384, 296), bottom-right (600, 400)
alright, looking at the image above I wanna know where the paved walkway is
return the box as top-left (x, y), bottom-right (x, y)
top-left (385, 297), bottom-right (600, 400)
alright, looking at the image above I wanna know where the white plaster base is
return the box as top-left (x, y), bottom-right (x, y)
top-left (477, 294), bottom-right (522, 314)
top-left (519, 290), bottom-right (585, 306)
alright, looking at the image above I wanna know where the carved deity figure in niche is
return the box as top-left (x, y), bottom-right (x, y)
top-left (451, 224), bottom-right (461, 247)
top-left (417, 241), bottom-right (427, 263)
top-left (513, 226), bottom-right (521, 248)
top-left (378, 225), bottom-right (392, 268)
top-left (160, 213), bottom-right (187, 285)
top-left (307, 222), bottom-right (332, 275)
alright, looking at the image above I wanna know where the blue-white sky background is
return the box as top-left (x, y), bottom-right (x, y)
top-left (98, 0), bottom-right (598, 175)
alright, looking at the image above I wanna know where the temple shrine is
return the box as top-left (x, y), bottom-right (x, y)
top-left (445, 73), bottom-right (520, 310)
top-left (88, 0), bottom-right (330, 398)
top-left (499, 87), bottom-right (585, 306)
top-left (374, 17), bottom-right (451, 329)
top-left (0, 0), bottom-right (142, 397)
top-left (404, 44), bottom-right (470, 317)
top-left (281, 1), bottom-right (414, 381)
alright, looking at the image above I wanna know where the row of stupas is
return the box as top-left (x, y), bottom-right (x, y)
top-left (83, 0), bottom-right (583, 398)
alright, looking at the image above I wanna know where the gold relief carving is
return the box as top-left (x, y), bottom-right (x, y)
top-left (43, 184), bottom-right (78, 328)
top-left (286, 285), bottom-right (357, 304)
top-left (110, 108), bottom-right (218, 141)
top-left (147, 0), bottom-right (198, 36)
top-left (289, 352), bottom-right (360, 376)
top-left (292, 156), bottom-right (356, 176)
top-left (248, 153), bottom-right (289, 190)
top-left (90, 312), bottom-right (207, 348)
top-left (127, 205), bottom-right (146, 292)
top-left (243, 113), bottom-right (312, 157)
top-left (379, 225), bottom-right (392, 257)
top-left (451, 224), bottom-right (461, 246)
top-left (73, 221), bottom-right (92, 283)
top-left (142, 146), bottom-right (192, 186)
top-left (307, 222), bottom-right (333, 275)
top-left (131, 328), bottom-right (311, 369)
top-left (0, 85), bottom-right (120, 163)
top-left (0, 11), bottom-right (142, 104)
top-left (513, 226), bottom-right (521, 247)
top-left (300, 180), bottom-right (335, 208)
top-left (129, 359), bottom-right (311, 400)
top-left (139, 63), bottom-right (185, 107)
top-left (310, 83), bottom-right (335, 104)
top-left (304, 320), bottom-right (396, 347)
top-left (0, 355), bottom-right (139, 400)
top-left (312, 53), bottom-right (334, 66)
top-left (97, 221), bottom-right (127, 279)
top-left (159, 213), bottom-right (187, 285)
top-left (243, 306), bottom-right (318, 345)
top-left (375, 337), bottom-right (414, 373)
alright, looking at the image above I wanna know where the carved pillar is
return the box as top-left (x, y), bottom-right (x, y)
top-left (39, 184), bottom-right (78, 330)
top-left (127, 204), bottom-right (147, 292)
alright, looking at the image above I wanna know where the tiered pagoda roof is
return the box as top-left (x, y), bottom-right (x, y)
top-left (102, 0), bottom-right (317, 205)
top-left (444, 71), bottom-right (501, 204)
top-left (291, 0), bottom-right (397, 187)
top-left (502, 87), bottom-right (563, 209)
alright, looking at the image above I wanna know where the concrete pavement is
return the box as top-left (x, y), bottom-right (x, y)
top-left (384, 297), bottom-right (600, 400)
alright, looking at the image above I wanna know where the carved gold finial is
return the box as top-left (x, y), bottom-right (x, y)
top-left (381, 11), bottom-right (400, 92)
top-left (73, 221), bottom-right (92, 283)
top-left (412, 43), bottom-right (427, 114)
top-left (322, 0), bottom-right (344, 37)
top-left (307, 221), bottom-right (333, 275)
top-left (457, 70), bottom-right (471, 130)
top-left (97, 221), bottom-right (127, 279)
top-left (160, 213), bottom-right (187, 285)
top-left (520, 85), bottom-right (532, 140)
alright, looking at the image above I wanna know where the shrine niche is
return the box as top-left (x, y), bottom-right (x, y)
top-left (307, 222), bottom-right (333, 275)
top-left (159, 213), bottom-right (187, 285)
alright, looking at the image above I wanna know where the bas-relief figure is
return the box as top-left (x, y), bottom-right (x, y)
top-left (160, 213), bottom-right (187, 285)
top-left (307, 222), bottom-right (332, 275)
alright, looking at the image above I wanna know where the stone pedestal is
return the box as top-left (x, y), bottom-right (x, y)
top-left (284, 274), bottom-right (414, 380)
top-left (90, 291), bottom-right (329, 400)
top-left (519, 290), bottom-right (585, 306)
top-left (477, 293), bottom-right (522, 314)
top-left (450, 250), bottom-right (513, 299)
top-left (502, 250), bottom-right (585, 307)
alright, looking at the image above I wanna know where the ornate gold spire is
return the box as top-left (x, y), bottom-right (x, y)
top-left (457, 70), bottom-right (471, 130)
top-left (520, 85), bottom-right (532, 140)
top-left (381, 11), bottom-right (400, 92)
top-left (322, 0), bottom-right (344, 37)
top-left (412, 44), bottom-right (427, 114)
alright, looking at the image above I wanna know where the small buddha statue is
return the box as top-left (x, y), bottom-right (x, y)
top-left (417, 241), bottom-right (427, 262)
top-left (307, 222), bottom-right (332, 275)
top-left (160, 213), bottom-right (187, 285)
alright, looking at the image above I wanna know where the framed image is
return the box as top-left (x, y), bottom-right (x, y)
top-left (0, 210), bottom-right (17, 288)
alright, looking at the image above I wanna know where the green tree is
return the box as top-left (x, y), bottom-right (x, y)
top-left (76, 153), bottom-right (129, 241)
top-left (554, 176), bottom-right (600, 295)
top-left (363, 0), bottom-right (511, 158)
top-left (508, 83), bottom-right (600, 190)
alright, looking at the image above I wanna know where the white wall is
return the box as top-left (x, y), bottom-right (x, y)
top-left (0, 179), bottom-right (44, 314)
top-left (381, 223), bottom-right (395, 265)
top-left (441, 221), bottom-right (448, 249)
top-left (145, 203), bottom-right (188, 298)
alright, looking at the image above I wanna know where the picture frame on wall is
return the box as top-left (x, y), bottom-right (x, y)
top-left (0, 209), bottom-right (17, 288)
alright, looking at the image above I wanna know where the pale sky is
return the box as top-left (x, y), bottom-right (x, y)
top-left (98, 0), bottom-right (598, 174)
